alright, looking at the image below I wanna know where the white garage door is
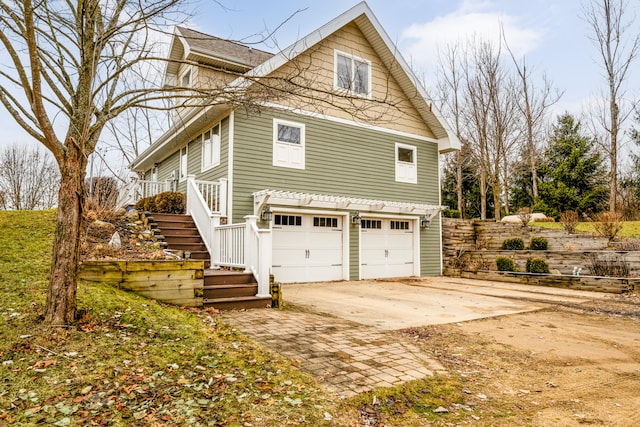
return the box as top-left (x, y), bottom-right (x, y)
top-left (272, 213), bottom-right (344, 283)
top-left (360, 218), bottom-right (415, 279)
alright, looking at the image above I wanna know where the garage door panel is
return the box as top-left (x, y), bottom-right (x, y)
top-left (361, 218), bottom-right (415, 279)
top-left (272, 214), bottom-right (344, 283)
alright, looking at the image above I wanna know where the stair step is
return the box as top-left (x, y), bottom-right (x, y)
top-left (162, 235), bottom-right (203, 244)
top-left (203, 296), bottom-right (272, 310)
top-left (204, 271), bottom-right (256, 285)
top-left (167, 243), bottom-right (207, 251)
top-left (203, 284), bottom-right (258, 298)
top-left (153, 220), bottom-right (196, 229)
top-left (161, 228), bottom-right (200, 236)
top-left (148, 213), bottom-right (191, 221)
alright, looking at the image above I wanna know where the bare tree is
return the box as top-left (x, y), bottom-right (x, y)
top-left (461, 40), bottom-right (520, 219)
top-left (583, 0), bottom-right (640, 212)
top-left (503, 30), bottom-right (562, 204)
top-left (0, 144), bottom-right (59, 210)
top-left (0, 1), bottom-right (411, 325)
top-left (437, 43), bottom-right (469, 217)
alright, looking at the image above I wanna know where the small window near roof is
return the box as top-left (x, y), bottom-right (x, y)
top-left (395, 143), bottom-right (417, 184)
top-left (334, 50), bottom-right (371, 97)
top-left (273, 119), bottom-right (305, 169)
top-left (181, 68), bottom-right (191, 87)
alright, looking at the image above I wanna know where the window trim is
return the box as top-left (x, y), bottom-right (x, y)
top-left (334, 49), bottom-right (372, 98)
top-left (395, 142), bottom-right (417, 184)
top-left (201, 122), bottom-right (221, 172)
top-left (179, 145), bottom-right (188, 182)
top-left (272, 118), bottom-right (305, 170)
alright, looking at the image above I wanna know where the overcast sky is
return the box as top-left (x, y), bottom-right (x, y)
top-left (1, 0), bottom-right (639, 151)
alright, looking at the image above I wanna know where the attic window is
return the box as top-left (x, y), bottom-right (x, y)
top-left (181, 68), bottom-right (191, 87)
top-left (334, 50), bottom-right (371, 97)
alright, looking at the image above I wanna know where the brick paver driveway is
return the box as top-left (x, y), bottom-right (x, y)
top-left (222, 277), bottom-right (607, 397)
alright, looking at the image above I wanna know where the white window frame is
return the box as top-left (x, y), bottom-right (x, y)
top-left (395, 142), bottom-right (417, 184)
top-left (179, 145), bottom-right (188, 182)
top-left (272, 119), bottom-right (305, 170)
top-left (201, 123), bottom-right (221, 171)
top-left (334, 49), bottom-right (372, 98)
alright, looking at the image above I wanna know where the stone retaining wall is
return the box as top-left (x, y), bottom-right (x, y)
top-left (454, 270), bottom-right (637, 294)
top-left (460, 250), bottom-right (640, 276)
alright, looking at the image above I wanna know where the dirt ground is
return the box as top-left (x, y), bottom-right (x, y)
top-left (400, 292), bottom-right (640, 426)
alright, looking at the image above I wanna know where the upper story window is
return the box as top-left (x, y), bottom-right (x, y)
top-left (395, 143), bottom-right (417, 184)
top-left (273, 119), bottom-right (305, 170)
top-left (179, 144), bottom-right (189, 181)
top-left (202, 123), bottom-right (221, 171)
top-left (181, 68), bottom-right (191, 87)
top-left (334, 50), bottom-right (371, 97)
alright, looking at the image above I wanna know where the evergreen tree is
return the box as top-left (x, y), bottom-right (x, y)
top-left (537, 114), bottom-right (608, 218)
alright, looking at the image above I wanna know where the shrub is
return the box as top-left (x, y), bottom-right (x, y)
top-left (442, 209), bottom-right (461, 218)
top-left (517, 207), bottom-right (533, 227)
top-left (586, 253), bottom-right (629, 277)
top-left (591, 211), bottom-right (624, 241)
top-left (154, 192), bottom-right (186, 214)
top-left (560, 210), bottom-right (579, 234)
top-left (496, 256), bottom-right (516, 272)
top-left (526, 257), bottom-right (550, 274)
top-left (134, 195), bottom-right (157, 213)
top-left (529, 237), bottom-right (548, 250)
top-left (501, 238), bottom-right (525, 250)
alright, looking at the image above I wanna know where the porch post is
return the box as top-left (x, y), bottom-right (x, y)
top-left (218, 178), bottom-right (228, 217)
top-left (210, 212), bottom-right (221, 268)
top-left (256, 228), bottom-right (272, 298)
top-left (186, 174), bottom-right (197, 214)
top-left (244, 215), bottom-right (257, 274)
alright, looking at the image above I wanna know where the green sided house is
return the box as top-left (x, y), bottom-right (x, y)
top-left (126, 1), bottom-right (460, 300)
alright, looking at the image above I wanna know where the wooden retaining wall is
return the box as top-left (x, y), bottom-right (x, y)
top-left (80, 260), bottom-right (204, 307)
top-left (457, 270), bottom-right (637, 294)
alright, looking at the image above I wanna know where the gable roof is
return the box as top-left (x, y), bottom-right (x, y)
top-left (166, 27), bottom-right (274, 77)
top-left (132, 1), bottom-right (460, 172)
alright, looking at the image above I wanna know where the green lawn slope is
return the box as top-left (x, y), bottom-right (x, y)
top-left (0, 210), bottom-right (350, 426)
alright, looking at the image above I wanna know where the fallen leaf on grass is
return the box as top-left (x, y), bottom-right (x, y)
top-left (33, 359), bottom-right (57, 369)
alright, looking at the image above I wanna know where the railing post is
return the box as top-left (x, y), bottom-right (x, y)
top-left (244, 215), bottom-right (257, 274)
top-left (218, 178), bottom-right (228, 216)
top-left (186, 174), bottom-right (197, 214)
top-left (256, 229), bottom-right (272, 298)
top-left (210, 212), bottom-right (221, 267)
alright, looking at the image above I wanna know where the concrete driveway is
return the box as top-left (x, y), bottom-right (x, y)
top-left (282, 276), bottom-right (610, 330)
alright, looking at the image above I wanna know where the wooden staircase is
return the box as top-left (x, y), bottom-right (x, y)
top-left (148, 213), bottom-right (272, 310)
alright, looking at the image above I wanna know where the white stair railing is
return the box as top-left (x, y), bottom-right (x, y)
top-left (186, 175), bottom-right (221, 260)
top-left (140, 180), bottom-right (171, 199)
top-left (186, 176), bottom-right (271, 298)
top-left (214, 223), bottom-right (245, 267)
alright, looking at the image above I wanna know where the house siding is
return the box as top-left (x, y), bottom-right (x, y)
top-left (232, 108), bottom-right (441, 276)
top-left (270, 23), bottom-right (434, 139)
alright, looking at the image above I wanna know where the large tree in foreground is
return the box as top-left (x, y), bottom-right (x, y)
top-left (0, 1), bottom-right (409, 325)
top-left (0, 0), bottom-right (198, 325)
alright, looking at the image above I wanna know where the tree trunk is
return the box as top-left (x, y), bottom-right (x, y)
top-left (480, 171), bottom-right (487, 220)
top-left (44, 150), bottom-right (85, 325)
top-left (609, 98), bottom-right (618, 212)
top-left (456, 150), bottom-right (463, 216)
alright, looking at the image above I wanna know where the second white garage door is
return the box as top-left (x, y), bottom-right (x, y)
top-left (272, 213), bottom-right (344, 283)
top-left (360, 218), bottom-right (416, 279)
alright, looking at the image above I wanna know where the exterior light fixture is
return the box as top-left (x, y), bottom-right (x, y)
top-left (421, 215), bottom-right (431, 229)
top-left (352, 211), bottom-right (361, 225)
top-left (261, 206), bottom-right (273, 222)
